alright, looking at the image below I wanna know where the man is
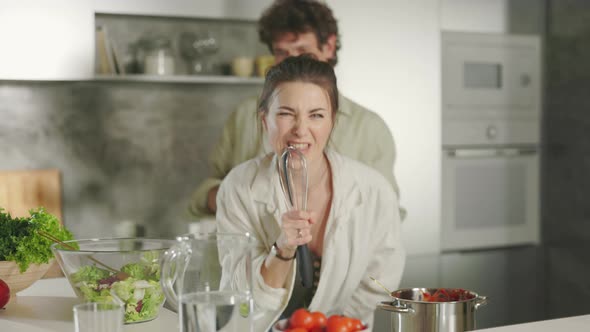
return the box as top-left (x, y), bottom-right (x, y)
top-left (189, 0), bottom-right (405, 219)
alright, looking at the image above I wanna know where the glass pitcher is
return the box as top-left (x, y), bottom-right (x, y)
top-left (160, 232), bottom-right (256, 332)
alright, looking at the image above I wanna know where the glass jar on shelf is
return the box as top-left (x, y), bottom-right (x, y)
top-left (143, 36), bottom-right (175, 75)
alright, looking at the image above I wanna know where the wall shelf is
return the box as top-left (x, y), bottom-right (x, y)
top-left (94, 74), bottom-right (264, 84)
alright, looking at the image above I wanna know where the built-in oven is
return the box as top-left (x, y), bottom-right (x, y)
top-left (441, 147), bottom-right (539, 250)
top-left (441, 31), bottom-right (541, 251)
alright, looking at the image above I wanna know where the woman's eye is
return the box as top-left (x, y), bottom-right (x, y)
top-left (278, 112), bottom-right (293, 116)
top-left (311, 113), bottom-right (324, 118)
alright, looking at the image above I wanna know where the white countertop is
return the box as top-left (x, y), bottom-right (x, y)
top-left (474, 314), bottom-right (590, 332)
top-left (2, 278), bottom-right (589, 331)
top-left (0, 278), bottom-right (178, 332)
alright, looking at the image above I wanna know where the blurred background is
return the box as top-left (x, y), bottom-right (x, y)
top-left (0, 0), bottom-right (589, 329)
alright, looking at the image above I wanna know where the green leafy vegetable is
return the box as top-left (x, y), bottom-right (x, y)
top-left (0, 207), bottom-right (75, 272)
top-left (71, 252), bottom-right (165, 323)
top-left (71, 265), bottom-right (111, 284)
top-left (121, 263), bottom-right (148, 280)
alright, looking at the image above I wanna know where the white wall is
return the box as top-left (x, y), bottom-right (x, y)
top-left (328, 0), bottom-right (442, 255)
top-left (0, 0), bottom-right (272, 80)
top-left (440, 0), bottom-right (508, 32)
top-left (327, 0), bottom-right (515, 257)
top-left (0, 0), bottom-right (509, 254)
top-left (0, 0), bottom-right (94, 80)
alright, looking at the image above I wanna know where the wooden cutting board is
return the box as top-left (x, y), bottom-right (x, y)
top-left (0, 169), bottom-right (64, 278)
top-left (0, 169), bottom-right (62, 220)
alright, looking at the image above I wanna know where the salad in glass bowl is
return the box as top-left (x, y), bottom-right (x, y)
top-left (51, 238), bottom-right (175, 324)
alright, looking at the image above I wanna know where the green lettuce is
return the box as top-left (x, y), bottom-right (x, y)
top-left (71, 265), bottom-right (111, 284)
top-left (0, 207), bottom-right (75, 272)
top-left (72, 252), bottom-right (166, 323)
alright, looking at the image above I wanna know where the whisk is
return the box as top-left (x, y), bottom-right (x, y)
top-left (277, 146), bottom-right (314, 288)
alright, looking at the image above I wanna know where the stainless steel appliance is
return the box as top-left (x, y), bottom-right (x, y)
top-left (378, 288), bottom-right (487, 332)
top-left (441, 31), bottom-right (541, 251)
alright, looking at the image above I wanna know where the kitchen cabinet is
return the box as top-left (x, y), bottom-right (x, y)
top-left (440, 247), bottom-right (545, 329)
top-left (94, 12), bottom-right (267, 79)
top-left (91, 0), bottom-right (271, 21)
top-left (94, 74), bottom-right (263, 84)
top-left (399, 254), bottom-right (441, 289)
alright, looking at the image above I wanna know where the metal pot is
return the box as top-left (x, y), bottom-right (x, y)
top-left (377, 288), bottom-right (487, 332)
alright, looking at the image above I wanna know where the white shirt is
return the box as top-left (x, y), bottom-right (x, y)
top-left (190, 94), bottom-right (405, 221)
top-left (216, 149), bottom-right (405, 332)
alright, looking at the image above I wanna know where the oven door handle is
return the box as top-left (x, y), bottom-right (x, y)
top-left (445, 148), bottom-right (538, 158)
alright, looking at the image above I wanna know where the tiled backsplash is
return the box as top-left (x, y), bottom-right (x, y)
top-left (0, 81), bottom-right (262, 238)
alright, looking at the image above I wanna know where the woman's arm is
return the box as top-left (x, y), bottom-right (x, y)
top-left (216, 174), bottom-right (288, 311)
top-left (261, 210), bottom-right (315, 288)
top-left (216, 171), bottom-right (315, 310)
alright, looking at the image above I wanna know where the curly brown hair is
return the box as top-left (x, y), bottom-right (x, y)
top-left (258, 0), bottom-right (341, 67)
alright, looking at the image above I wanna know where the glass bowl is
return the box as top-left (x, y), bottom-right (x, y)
top-left (51, 238), bottom-right (175, 324)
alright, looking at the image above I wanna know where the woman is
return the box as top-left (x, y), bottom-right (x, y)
top-left (216, 55), bottom-right (405, 331)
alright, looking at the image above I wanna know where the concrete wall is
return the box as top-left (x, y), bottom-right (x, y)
top-left (0, 15), bottom-right (264, 238)
top-left (0, 81), bottom-right (261, 238)
top-left (543, 0), bottom-right (590, 318)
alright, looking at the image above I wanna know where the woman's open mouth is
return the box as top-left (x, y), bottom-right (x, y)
top-left (288, 143), bottom-right (310, 152)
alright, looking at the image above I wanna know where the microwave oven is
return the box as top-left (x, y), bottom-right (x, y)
top-left (442, 31), bottom-right (541, 146)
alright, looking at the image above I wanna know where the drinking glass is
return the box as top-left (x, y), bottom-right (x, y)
top-left (161, 232), bottom-right (256, 332)
top-left (73, 302), bottom-right (124, 332)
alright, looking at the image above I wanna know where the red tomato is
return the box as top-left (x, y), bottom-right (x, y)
top-left (311, 311), bottom-right (327, 328)
top-left (286, 328), bottom-right (308, 332)
top-left (326, 315), bottom-right (349, 332)
top-left (350, 318), bottom-right (365, 331)
top-left (0, 279), bottom-right (9, 309)
top-left (289, 308), bottom-right (315, 330)
top-left (310, 327), bottom-right (324, 332)
top-left (342, 317), bottom-right (355, 330)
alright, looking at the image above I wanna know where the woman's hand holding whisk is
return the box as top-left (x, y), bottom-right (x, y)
top-left (276, 210), bottom-right (316, 256)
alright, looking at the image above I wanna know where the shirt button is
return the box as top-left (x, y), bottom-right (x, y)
top-left (313, 261), bottom-right (320, 268)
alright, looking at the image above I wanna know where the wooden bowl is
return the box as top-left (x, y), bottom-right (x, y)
top-left (0, 260), bottom-right (53, 296)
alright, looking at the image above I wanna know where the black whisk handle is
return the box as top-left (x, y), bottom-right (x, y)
top-left (297, 244), bottom-right (314, 288)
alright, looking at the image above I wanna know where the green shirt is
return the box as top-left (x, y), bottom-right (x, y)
top-left (189, 94), bottom-right (404, 219)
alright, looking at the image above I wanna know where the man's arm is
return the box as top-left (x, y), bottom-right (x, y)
top-left (188, 123), bottom-right (234, 217)
top-left (188, 98), bottom-right (261, 217)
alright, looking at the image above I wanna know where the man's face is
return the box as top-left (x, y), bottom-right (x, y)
top-left (271, 31), bottom-right (335, 64)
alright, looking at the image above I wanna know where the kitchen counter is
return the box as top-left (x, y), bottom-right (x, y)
top-left (2, 278), bottom-right (589, 331)
top-left (474, 314), bottom-right (590, 331)
top-left (0, 278), bottom-right (178, 331)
